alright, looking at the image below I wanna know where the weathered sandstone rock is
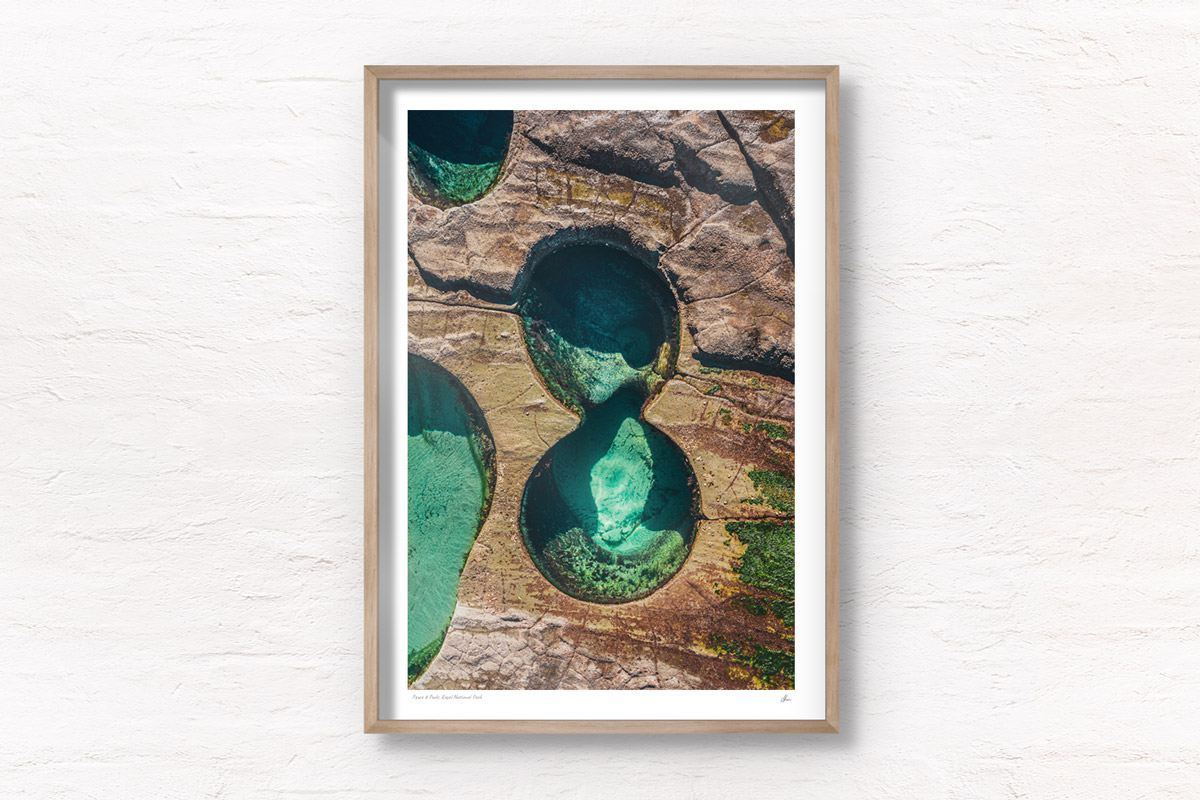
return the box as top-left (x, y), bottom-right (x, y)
top-left (407, 109), bottom-right (797, 377)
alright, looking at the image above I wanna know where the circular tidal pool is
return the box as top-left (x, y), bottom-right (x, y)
top-left (519, 244), bottom-right (697, 604)
top-left (518, 244), bottom-right (677, 413)
top-left (521, 388), bottom-right (696, 603)
top-left (407, 354), bottom-right (494, 680)
top-left (407, 110), bottom-right (513, 207)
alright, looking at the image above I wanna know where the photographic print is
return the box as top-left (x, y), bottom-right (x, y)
top-left (405, 108), bottom-right (799, 691)
top-left (366, 68), bottom-right (837, 731)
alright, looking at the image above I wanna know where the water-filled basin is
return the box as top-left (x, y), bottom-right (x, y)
top-left (406, 354), bottom-right (494, 680)
top-left (408, 110), bottom-right (513, 207)
top-left (518, 242), bottom-right (696, 603)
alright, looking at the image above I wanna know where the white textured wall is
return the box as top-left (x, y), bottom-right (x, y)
top-left (3, 1), bottom-right (1198, 796)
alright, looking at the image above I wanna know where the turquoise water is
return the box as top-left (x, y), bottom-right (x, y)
top-left (522, 389), bottom-right (695, 603)
top-left (519, 245), bottom-right (675, 413)
top-left (407, 355), bottom-right (494, 681)
top-left (408, 110), bottom-right (513, 207)
top-left (518, 245), bottom-right (696, 603)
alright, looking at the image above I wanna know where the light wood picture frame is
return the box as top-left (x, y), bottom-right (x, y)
top-left (365, 65), bottom-right (839, 733)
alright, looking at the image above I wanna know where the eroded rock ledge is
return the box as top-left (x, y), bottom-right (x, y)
top-left (409, 110), bottom-right (797, 380)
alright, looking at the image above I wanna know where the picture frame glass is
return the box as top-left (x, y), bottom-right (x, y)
top-left (369, 72), bottom-right (836, 730)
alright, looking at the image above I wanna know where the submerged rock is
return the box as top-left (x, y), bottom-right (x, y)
top-left (521, 389), bottom-right (696, 604)
top-left (408, 111), bottom-right (513, 207)
top-left (518, 243), bottom-right (676, 412)
top-left (516, 242), bottom-right (697, 604)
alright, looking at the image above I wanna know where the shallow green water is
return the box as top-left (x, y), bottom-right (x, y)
top-left (407, 110), bottom-right (513, 207)
top-left (407, 355), bottom-right (494, 680)
top-left (519, 245), bottom-right (696, 603)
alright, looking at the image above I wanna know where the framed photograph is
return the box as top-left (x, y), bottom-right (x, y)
top-left (365, 66), bottom-right (839, 733)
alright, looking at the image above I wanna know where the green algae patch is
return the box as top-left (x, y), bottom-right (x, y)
top-left (707, 634), bottom-right (795, 689)
top-left (522, 389), bottom-right (696, 603)
top-left (743, 468), bottom-right (795, 515)
top-left (744, 420), bottom-right (789, 441)
top-left (408, 110), bottom-right (513, 207)
top-left (713, 517), bottom-right (796, 688)
top-left (725, 519), bottom-right (794, 600)
top-left (518, 244), bottom-right (678, 413)
top-left (407, 355), bottom-right (495, 683)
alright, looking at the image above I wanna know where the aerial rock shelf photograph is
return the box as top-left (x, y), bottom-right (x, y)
top-left (404, 108), bottom-right (800, 691)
